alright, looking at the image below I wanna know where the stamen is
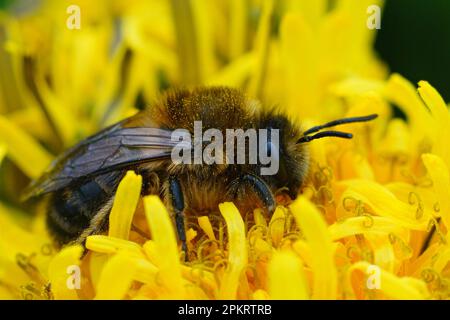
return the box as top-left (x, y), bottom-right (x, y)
top-left (408, 192), bottom-right (424, 220)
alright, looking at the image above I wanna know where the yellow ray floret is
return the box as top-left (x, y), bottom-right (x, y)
top-left (108, 171), bottom-right (143, 240)
top-left (143, 195), bottom-right (185, 299)
top-left (268, 251), bottom-right (309, 300)
top-left (218, 202), bottom-right (247, 299)
top-left (290, 196), bottom-right (337, 299)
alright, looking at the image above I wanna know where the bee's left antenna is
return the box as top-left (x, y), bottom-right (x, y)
top-left (297, 114), bottom-right (378, 144)
top-left (297, 131), bottom-right (353, 144)
top-left (303, 114), bottom-right (378, 136)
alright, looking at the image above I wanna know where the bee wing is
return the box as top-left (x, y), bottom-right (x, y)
top-left (23, 126), bottom-right (179, 199)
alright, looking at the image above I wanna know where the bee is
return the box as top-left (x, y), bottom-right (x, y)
top-left (23, 87), bottom-right (377, 254)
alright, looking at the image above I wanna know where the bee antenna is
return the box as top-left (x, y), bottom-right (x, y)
top-left (297, 131), bottom-right (353, 144)
top-left (303, 114), bottom-right (378, 136)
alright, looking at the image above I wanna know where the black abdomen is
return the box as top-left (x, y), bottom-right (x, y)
top-left (47, 172), bottom-right (122, 245)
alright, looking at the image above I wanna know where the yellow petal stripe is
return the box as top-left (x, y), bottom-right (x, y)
top-left (384, 74), bottom-right (433, 143)
top-left (418, 81), bottom-right (450, 165)
top-left (191, 0), bottom-right (217, 81)
top-left (281, 13), bottom-right (317, 119)
top-left (341, 180), bottom-right (429, 230)
top-left (248, 0), bottom-right (274, 98)
top-left (95, 253), bottom-right (137, 300)
top-left (48, 245), bottom-right (84, 300)
top-left (328, 216), bottom-right (404, 241)
top-left (34, 76), bottom-right (79, 146)
top-left (108, 171), bottom-right (142, 239)
top-left (0, 115), bottom-right (53, 179)
top-left (229, 0), bottom-right (247, 59)
top-left (290, 196), bottom-right (337, 299)
top-left (422, 154), bottom-right (450, 238)
top-left (198, 216), bottom-right (216, 241)
top-left (86, 235), bottom-right (143, 255)
top-left (349, 261), bottom-right (429, 300)
top-left (269, 207), bottom-right (285, 247)
top-left (268, 251), bottom-right (309, 299)
top-left (143, 195), bottom-right (185, 298)
top-left (218, 202), bottom-right (247, 299)
top-left (0, 144), bottom-right (6, 165)
top-left (207, 52), bottom-right (256, 87)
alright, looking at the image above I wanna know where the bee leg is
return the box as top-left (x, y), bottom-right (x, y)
top-left (73, 197), bottom-right (114, 255)
top-left (168, 176), bottom-right (188, 260)
top-left (237, 174), bottom-right (276, 214)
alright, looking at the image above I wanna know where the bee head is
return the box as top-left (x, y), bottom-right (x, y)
top-left (257, 112), bottom-right (309, 199)
top-left (258, 112), bottom-right (378, 199)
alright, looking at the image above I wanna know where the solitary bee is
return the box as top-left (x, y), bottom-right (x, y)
top-left (23, 87), bottom-right (377, 253)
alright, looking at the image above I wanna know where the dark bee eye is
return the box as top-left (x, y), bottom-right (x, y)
top-left (270, 128), bottom-right (281, 156)
top-left (261, 127), bottom-right (276, 157)
top-left (259, 127), bottom-right (280, 168)
top-left (267, 140), bottom-right (279, 161)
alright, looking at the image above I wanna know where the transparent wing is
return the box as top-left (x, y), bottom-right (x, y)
top-left (23, 126), bottom-right (177, 199)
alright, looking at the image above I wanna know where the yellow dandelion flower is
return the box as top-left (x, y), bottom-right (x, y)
top-left (0, 0), bottom-right (449, 301)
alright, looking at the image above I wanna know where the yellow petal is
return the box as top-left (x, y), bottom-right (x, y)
top-left (290, 196), bottom-right (337, 299)
top-left (181, 265), bottom-right (217, 298)
top-left (253, 289), bottom-right (270, 300)
top-left (280, 13), bottom-right (317, 119)
top-left (329, 216), bottom-right (404, 241)
top-left (198, 216), bottom-right (216, 241)
top-left (0, 144), bottom-right (6, 165)
top-left (253, 238), bottom-right (272, 256)
top-left (0, 206), bottom-right (47, 262)
top-left (207, 52), bottom-right (256, 87)
top-left (143, 195), bottom-right (185, 298)
top-left (133, 258), bottom-right (159, 285)
top-left (86, 235), bottom-right (143, 255)
top-left (340, 180), bottom-right (430, 230)
top-left (268, 251), bottom-right (309, 299)
top-left (35, 75), bottom-right (79, 146)
top-left (378, 119), bottom-right (411, 158)
top-left (418, 82), bottom-right (450, 167)
top-left (292, 240), bottom-right (312, 267)
top-left (248, 0), bottom-right (274, 98)
top-left (418, 81), bottom-right (449, 127)
top-left (253, 208), bottom-right (267, 228)
top-left (422, 154), bottom-right (450, 236)
top-left (170, 0), bottom-right (200, 84)
top-left (432, 246), bottom-right (450, 273)
top-left (0, 115), bottom-right (53, 179)
top-left (186, 228), bottom-right (197, 243)
top-left (366, 233), bottom-right (396, 273)
top-left (108, 171), bottom-right (142, 240)
top-left (191, 0), bottom-right (217, 81)
top-left (89, 252), bottom-right (109, 292)
top-left (94, 253), bottom-right (136, 300)
top-left (218, 202), bottom-right (247, 299)
top-left (269, 207), bottom-right (286, 247)
top-left (283, 0), bottom-right (326, 28)
top-left (349, 261), bottom-right (429, 299)
top-left (387, 182), bottom-right (438, 214)
top-left (48, 245), bottom-right (84, 300)
top-left (384, 74), bottom-right (433, 144)
top-left (330, 77), bottom-right (385, 97)
top-left (329, 0), bottom-right (385, 79)
top-left (229, 0), bottom-right (247, 59)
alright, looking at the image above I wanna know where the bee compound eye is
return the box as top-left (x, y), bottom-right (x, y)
top-left (268, 141), bottom-right (279, 162)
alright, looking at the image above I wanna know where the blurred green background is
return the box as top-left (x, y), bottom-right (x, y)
top-left (375, 0), bottom-right (450, 101)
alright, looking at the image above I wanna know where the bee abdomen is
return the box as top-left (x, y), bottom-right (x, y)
top-left (47, 175), bottom-right (119, 245)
